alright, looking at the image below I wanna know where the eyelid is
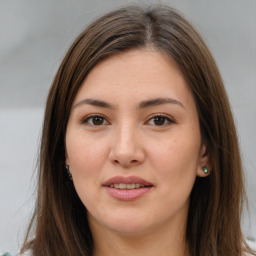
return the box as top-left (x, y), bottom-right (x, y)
top-left (80, 113), bottom-right (175, 126)
top-left (145, 114), bottom-right (176, 126)
top-left (81, 114), bottom-right (110, 126)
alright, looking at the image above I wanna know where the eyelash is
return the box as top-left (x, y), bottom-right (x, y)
top-left (81, 114), bottom-right (175, 127)
top-left (81, 115), bottom-right (109, 126)
top-left (146, 114), bottom-right (175, 126)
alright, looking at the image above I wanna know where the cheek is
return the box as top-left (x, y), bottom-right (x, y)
top-left (65, 124), bottom-right (113, 207)
top-left (66, 136), bottom-right (107, 207)
top-left (149, 131), bottom-right (201, 187)
top-left (66, 133), bottom-right (108, 181)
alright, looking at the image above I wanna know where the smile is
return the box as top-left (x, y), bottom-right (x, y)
top-left (103, 176), bottom-right (153, 201)
top-left (108, 183), bottom-right (151, 189)
top-left (103, 175), bottom-right (153, 187)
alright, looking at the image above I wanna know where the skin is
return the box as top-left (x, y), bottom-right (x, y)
top-left (65, 49), bottom-right (210, 256)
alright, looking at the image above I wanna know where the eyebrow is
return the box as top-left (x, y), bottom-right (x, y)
top-left (138, 97), bottom-right (184, 109)
top-left (73, 98), bottom-right (113, 109)
top-left (73, 97), bottom-right (184, 109)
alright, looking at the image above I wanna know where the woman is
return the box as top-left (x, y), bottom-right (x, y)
top-left (20, 4), bottom-right (255, 256)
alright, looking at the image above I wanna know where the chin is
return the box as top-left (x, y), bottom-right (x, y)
top-left (90, 210), bottom-right (153, 235)
top-left (108, 221), bottom-right (152, 236)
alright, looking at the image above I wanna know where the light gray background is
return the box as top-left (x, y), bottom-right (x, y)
top-left (0, 0), bottom-right (255, 253)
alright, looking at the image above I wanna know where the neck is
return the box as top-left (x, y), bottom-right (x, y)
top-left (91, 219), bottom-right (189, 256)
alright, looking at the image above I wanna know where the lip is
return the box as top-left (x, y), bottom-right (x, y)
top-left (103, 176), bottom-right (153, 201)
top-left (103, 176), bottom-right (153, 187)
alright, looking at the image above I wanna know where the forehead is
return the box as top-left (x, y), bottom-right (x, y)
top-left (85, 49), bottom-right (184, 85)
top-left (73, 49), bottom-right (194, 108)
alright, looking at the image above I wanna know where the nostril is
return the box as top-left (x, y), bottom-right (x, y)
top-left (112, 158), bottom-right (139, 167)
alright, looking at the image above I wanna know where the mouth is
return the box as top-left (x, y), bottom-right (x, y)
top-left (103, 175), bottom-right (153, 188)
top-left (107, 183), bottom-right (152, 189)
top-left (103, 176), bottom-right (153, 201)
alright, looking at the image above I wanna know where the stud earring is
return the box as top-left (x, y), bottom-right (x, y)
top-left (202, 166), bottom-right (208, 174)
top-left (65, 165), bottom-right (72, 180)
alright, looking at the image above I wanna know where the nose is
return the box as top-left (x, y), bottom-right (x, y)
top-left (108, 124), bottom-right (145, 168)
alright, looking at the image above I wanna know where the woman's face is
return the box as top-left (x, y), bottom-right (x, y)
top-left (65, 49), bottom-right (209, 236)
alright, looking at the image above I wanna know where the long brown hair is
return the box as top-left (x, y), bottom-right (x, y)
top-left (21, 4), bottom-right (255, 256)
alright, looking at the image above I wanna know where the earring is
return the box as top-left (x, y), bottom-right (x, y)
top-left (65, 165), bottom-right (72, 180)
top-left (202, 166), bottom-right (208, 174)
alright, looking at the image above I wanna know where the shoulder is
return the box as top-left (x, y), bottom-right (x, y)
top-left (247, 237), bottom-right (256, 247)
top-left (0, 253), bottom-right (30, 256)
top-left (245, 237), bottom-right (256, 255)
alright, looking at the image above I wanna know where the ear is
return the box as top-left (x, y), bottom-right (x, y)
top-left (196, 144), bottom-right (211, 177)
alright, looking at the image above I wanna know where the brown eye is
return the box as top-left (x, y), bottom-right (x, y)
top-left (153, 116), bottom-right (166, 126)
top-left (82, 115), bottom-right (108, 126)
top-left (147, 115), bottom-right (174, 126)
top-left (92, 116), bottom-right (104, 125)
